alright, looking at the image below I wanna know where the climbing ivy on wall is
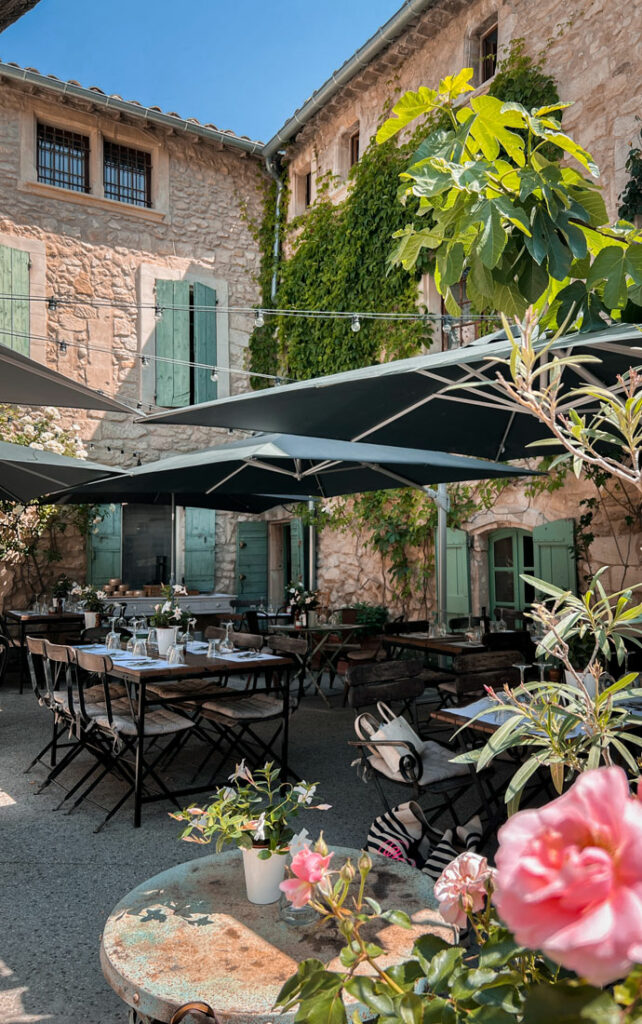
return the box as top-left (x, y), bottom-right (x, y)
top-left (619, 127), bottom-right (642, 223)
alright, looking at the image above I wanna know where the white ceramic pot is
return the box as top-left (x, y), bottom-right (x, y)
top-left (241, 846), bottom-right (286, 904)
top-left (157, 626), bottom-right (178, 656)
top-left (84, 611), bottom-right (100, 629)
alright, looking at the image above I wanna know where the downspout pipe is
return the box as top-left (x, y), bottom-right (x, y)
top-left (264, 156), bottom-right (283, 303)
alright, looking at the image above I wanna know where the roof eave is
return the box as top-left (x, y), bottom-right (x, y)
top-left (0, 61), bottom-right (265, 157)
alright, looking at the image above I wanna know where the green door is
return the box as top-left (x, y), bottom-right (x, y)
top-left (534, 519), bottom-right (577, 594)
top-left (236, 522), bottom-right (268, 602)
top-left (488, 528), bottom-right (534, 612)
top-left (184, 507), bottom-right (216, 592)
top-left (88, 504), bottom-right (122, 586)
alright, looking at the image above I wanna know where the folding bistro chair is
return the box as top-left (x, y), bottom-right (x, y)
top-left (71, 649), bottom-right (195, 830)
top-left (266, 634), bottom-right (308, 699)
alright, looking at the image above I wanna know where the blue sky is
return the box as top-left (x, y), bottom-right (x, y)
top-left (0, 0), bottom-right (404, 141)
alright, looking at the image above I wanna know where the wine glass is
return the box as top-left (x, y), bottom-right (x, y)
top-left (106, 615), bottom-right (120, 650)
top-left (536, 660), bottom-right (549, 683)
top-left (221, 620), bottom-right (234, 652)
top-left (513, 662), bottom-right (533, 687)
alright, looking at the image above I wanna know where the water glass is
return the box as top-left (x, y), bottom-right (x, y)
top-left (132, 637), bottom-right (147, 658)
top-left (207, 639), bottom-right (221, 658)
top-left (167, 644), bottom-right (185, 665)
top-left (147, 627), bottom-right (158, 650)
top-left (106, 632), bottom-right (121, 652)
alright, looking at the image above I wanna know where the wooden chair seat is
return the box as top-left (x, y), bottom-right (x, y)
top-left (148, 679), bottom-right (231, 700)
top-left (94, 707), bottom-right (195, 738)
top-left (201, 693), bottom-right (282, 721)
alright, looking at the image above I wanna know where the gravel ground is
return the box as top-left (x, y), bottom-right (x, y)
top-left (0, 672), bottom-right (474, 1024)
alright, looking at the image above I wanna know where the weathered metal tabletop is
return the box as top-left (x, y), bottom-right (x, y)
top-left (101, 847), bottom-right (453, 1024)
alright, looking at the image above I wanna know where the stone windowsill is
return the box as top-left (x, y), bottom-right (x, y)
top-left (18, 180), bottom-right (168, 222)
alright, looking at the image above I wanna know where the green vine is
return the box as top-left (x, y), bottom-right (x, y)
top-left (618, 125), bottom-right (642, 222)
top-left (251, 42), bottom-right (565, 605)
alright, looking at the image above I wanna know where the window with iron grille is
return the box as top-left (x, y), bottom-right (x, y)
top-left (103, 141), bottom-right (152, 207)
top-left (36, 123), bottom-right (90, 193)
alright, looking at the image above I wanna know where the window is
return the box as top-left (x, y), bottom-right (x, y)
top-left (36, 122), bottom-right (90, 193)
top-left (349, 129), bottom-right (360, 167)
top-left (154, 279), bottom-right (218, 407)
top-left (103, 141), bottom-right (152, 207)
top-left (304, 171), bottom-right (312, 208)
top-left (480, 24), bottom-right (498, 82)
top-left (0, 244), bottom-right (30, 354)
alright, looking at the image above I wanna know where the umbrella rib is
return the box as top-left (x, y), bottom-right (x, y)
top-left (204, 464), bottom-right (248, 495)
top-left (361, 462), bottom-right (433, 493)
top-left (8, 463), bottom-right (83, 490)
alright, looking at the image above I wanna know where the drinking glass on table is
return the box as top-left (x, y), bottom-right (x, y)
top-left (221, 620), bottom-right (234, 652)
top-left (513, 662), bottom-right (533, 687)
top-left (147, 627), bottom-right (158, 650)
top-left (207, 638), bottom-right (221, 658)
top-left (132, 637), bottom-right (147, 658)
top-left (106, 615), bottom-right (120, 651)
top-left (167, 643), bottom-right (185, 665)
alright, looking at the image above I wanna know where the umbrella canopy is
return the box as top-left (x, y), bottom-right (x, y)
top-left (0, 440), bottom-right (124, 503)
top-left (54, 482), bottom-right (293, 515)
top-left (138, 324), bottom-right (642, 461)
top-left (0, 343), bottom-right (136, 414)
top-left (53, 433), bottom-right (537, 505)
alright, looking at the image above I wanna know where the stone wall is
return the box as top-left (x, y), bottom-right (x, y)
top-left (286, 0), bottom-right (640, 223)
top-left (0, 80), bottom-right (266, 606)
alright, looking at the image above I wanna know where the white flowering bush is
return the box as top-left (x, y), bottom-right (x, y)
top-left (0, 404), bottom-right (100, 600)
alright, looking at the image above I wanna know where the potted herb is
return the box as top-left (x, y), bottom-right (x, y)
top-left (51, 574), bottom-right (75, 612)
top-left (149, 583), bottom-right (192, 654)
top-left (172, 761), bottom-right (330, 904)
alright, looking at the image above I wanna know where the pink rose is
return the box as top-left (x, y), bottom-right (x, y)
top-left (279, 846), bottom-right (334, 908)
top-left (434, 852), bottom-right (494, 928)
top-left (494, 766), bottom-right (642, 986)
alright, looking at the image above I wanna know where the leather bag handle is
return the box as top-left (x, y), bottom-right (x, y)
top-left (169, 1002), bottom-right (218, 1024)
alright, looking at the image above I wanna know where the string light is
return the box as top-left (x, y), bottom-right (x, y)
top-left (254, 309), bottom-right (265, 328)
top-left (154, 305), bottom-right (163, 322)
top-left (210, 368), bottom-right (218, 383)
top-left (58, 340), bottom-right (67, 354)
top-left (351, 316), bottom-right (361, 333)
top-left (47, 297), bottom-right (58, 311)
top-left (141, 355), bottom-right (149, 367)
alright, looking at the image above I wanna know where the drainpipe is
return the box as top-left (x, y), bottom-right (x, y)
top-left (264, 156), bottom-right (283, 303)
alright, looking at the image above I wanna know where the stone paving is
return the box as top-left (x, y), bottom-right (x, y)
top-left (0, 672), bottom-right (430, 1024)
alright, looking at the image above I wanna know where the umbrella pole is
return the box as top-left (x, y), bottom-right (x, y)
top-left (424, 483), bottom-right (449, 629)
top-left (308, 499), bottom-right (316, 590)
top-left (170, 492), bottom-right (176, 584)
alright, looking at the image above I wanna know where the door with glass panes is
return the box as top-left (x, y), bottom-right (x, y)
top-left (489, 520), bottom-right (576, 613)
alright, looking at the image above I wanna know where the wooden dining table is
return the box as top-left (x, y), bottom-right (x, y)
top-left (8, 608), bottom-right (84, 690)
top-left (383, 632), bottom-right (486, 659)
top-left (71, 643), bottom-right (294, 828)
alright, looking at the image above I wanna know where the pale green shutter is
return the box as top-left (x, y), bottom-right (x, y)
top-left (155, 279), bottom-right (190, 407)
top-left (443, 527), bottom-right (470, 616)
top-left (534, 519), bottom-right (577, 595)
top-left (184, 507), bottom-right (216, 591)
top-left (88, 504), bottom-right (122, 586)
top-left (289, 517), bottom-right (307, 587)
top-left (0, 245), bottom-right (30, 354)
top-left (193, 282), bottom-right (217, 403)
top-left (236, 522), bottom-right (268, 602)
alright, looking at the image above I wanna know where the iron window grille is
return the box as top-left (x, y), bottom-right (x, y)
top-left (103, 141), bottom-right (152, 207)
top-left (36, 123), bottom-right (90, 193)
top-left (480, 25), bottom-right (498, 83)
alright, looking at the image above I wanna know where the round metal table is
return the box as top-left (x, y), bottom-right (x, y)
top-left (101, 847), bottom-right (453, 1024)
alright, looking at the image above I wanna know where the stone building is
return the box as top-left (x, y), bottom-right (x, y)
top-left (1, 0), bottom-right (641, 620)
top-left (0, 60), bottom-right (266, 606)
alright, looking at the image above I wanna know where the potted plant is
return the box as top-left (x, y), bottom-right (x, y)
top-left (172, 761), bottom-right (330, 904)
top-left (51, 574), bottom-right (75, 613)
top-left (286, 580), bottom-right (318, 627)
top-left (72, 584), bottom-right (109, 628)
top-left (149, 583), bottom-right (191, 655)
top-left (351, 602), bottom-right (389, 647)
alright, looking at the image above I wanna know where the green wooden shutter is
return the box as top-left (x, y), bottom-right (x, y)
top-left (289, 517), bottom-right (307, 588)
top-left (193, 282), bottom-right (217, 403)
top-left (444, 527), bottom-right (471, 617)
top-left (184, 507), bottom-right (216, 592)
top-left (155, 279), bottom-right (190, 407)
top-left (236, 522), bottom-right (268, 601)
top-left (0, 245), bottom-right (30, 354)
top-left (534, 519), bottom-right (577, 595)
top-left (88, 504), bottom-right (122, 586)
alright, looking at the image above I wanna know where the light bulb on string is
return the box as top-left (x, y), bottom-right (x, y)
top-left (58, 340), bottom-right (67, 354)
top-left (351, 316), bottom-right (361, 333)
top-left (254, 309), bottom-right (265, 328)
top-left (154, 305), bottom-right (163, 322)
top-left (210, 368), bottom-right (218, 383)
top-left (47, 297), bottom-right (58, 312)
top-left (141, 355), bottom-right (149, 367)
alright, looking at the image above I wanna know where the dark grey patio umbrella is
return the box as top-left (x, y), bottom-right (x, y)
top-left (0, 342), bottom-right (136, 414)
top-left (137, 323), bottom-right (642, 462)
top-left (0, 439), bottom-right (124, 502)
top-left (53, 432), bottom-right (536, 595)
